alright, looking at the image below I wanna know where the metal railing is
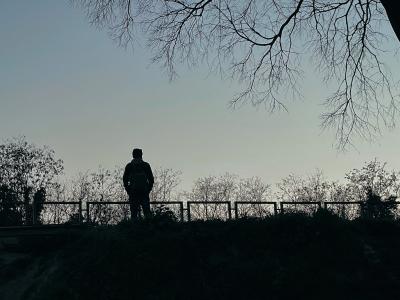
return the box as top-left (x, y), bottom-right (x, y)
top-left (86, 201), bottom-right (130, 225)
top-left (2, 200), bottom-right (400, 226)
top-left (151, 201), bottom-right (185, 222)
top-left (86, 201), bottom-right (185, 224)
top-left (280, 201), bottom-right (322, 215)
top-left (39, 201), bottom-right (82, 225)
top-left (0, 201), bottom-right (82, 225)
top-left (234, 201), bottom-right (277, 218)
top-left (187, 201), bottom-right (232, 221)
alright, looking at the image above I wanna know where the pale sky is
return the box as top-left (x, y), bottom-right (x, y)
top-left (1, 1), bottom-right (400, 191)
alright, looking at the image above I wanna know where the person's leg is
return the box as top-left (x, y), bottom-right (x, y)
top-left (129, 194), bottom-right (140, 221)
top-left (141, 194), bottom-right (152, 219)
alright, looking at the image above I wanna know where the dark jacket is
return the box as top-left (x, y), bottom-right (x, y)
top-left (123, 159), bottom-right (154, 194)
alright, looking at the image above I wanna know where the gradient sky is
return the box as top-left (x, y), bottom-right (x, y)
top-left (1, 1), bottom-right (400, 191)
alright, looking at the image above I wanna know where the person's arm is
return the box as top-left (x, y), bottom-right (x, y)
top-left (146, 164), bottom-right (154, 192)
top-left (122, 164), bottom-right (130, 192)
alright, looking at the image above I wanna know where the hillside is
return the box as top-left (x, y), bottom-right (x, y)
top-left (1, 211), bottom-right (400, 300)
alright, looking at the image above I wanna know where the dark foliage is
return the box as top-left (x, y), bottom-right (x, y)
top-left (0, 185), bottom-right (23, 226)
top-left (151, 204), bottom-right (178, 223)
top-left (2, 212), bottom-right (400, 300)
top-left (361, 188), bottom-right (397, 220)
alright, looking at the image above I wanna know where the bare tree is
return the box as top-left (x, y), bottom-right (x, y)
top-left (235, 176), bottom-right (274, 217)
top-left (276, 170), bottom-right (330, 201)
top-left (345, 158), bottom-right (400, 201)
top-left (74, 0), bottom-right (400, 148)
top-left (276, 170), bottom-right (331, 214)
top-left (0, 137), bottom-right (64, 224)
top-left (148, 167), bottom-right (183, 219)
top-left (150, 167), bottom-right (182, 202)
top-left (322, 181), bottom-right (363, 219)
top-left (236, 176), bottom-right (271, 202)
top-left (331, 159), bottom-right (400, 219)
top-left (69, 167), bottom-right (129, 224)
top-left (0, 136), bottom-right (64, 197)
top-left (186, 173), bottom-right (237, 219)
top-left (41, 181), bottom-right (81, 224)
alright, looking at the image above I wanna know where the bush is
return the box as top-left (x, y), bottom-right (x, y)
top-left (151, 205), bottom-right (178, 223)
top-left (360, 188), bottom-right (397, 220)
top-left (0, 185), bottom-right (23, 226)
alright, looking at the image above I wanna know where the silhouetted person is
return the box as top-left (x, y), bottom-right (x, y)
top-left (33, 188), bottom-right (46, 225)
top-left (123, 148), bottom-right (154, 220)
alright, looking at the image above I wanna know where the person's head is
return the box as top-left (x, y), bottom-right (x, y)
top-left (132, 148), bottom-right (143, 159)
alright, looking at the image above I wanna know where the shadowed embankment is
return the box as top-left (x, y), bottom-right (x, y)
top-left (1, 211), bottom-right (400, 299)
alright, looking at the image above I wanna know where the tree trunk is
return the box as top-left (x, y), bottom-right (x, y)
top-left (380, 0), bottom-right (400, 42)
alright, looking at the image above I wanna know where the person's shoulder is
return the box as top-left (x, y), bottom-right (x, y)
top-left (125, 161), bottom-right (133, 169)
top-left (142, 161), bottom-right (151, 168)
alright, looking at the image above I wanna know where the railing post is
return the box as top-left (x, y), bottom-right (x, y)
top-left (187, 202), bottom-right (191, 222)
top-left (86, 202), bottom-right (90, 224)
top-left (179, 202), bottom-right (184, 222)
top-left (79, 201), bottom-right (82, 224)
top-left (273, 202), bottom-right (278, 215)
top-left (234, 202), bottom-right (238, 219)
top-left (280, 202), bottom-right (284, 214)
top-left (227, 202), bottom-right (232, 220)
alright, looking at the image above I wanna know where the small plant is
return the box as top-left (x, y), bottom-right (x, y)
top-left (152, 205), bottom-right (178, 223)
top-left (65, 212), bottom-right (83, 225)
top-left (360, 188), bottom-right (397, 220)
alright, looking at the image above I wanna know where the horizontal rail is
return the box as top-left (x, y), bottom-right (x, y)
top-left (86, 201), bottom-right (185, 223)
top-left (187, 201), bottom-right (232, 221)
top-left (86, 201), bottom-right (129, 205)
top-left (234, 201), bottom-right (278, 218)
top-left (280, 202), bottom-right (322, 214)
top-left (186, 201), bottom-right (231, 204)
top-left (86, 201), bottom-right (184, 205)
top-left (3, 201), bottom-right (400, 226)
top-left (39, 201), bottom-right (82, 225)
top-left (325, 201), bottom-right (363, 204)
top-left (42, 201), bottom-right (81, 205)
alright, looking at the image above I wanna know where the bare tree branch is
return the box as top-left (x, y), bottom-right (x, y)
top-left (74, 0), bottom-right (400, 149)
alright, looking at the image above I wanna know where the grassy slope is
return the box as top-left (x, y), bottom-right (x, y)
top-left (2, 211), bottom-right (400, 300)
